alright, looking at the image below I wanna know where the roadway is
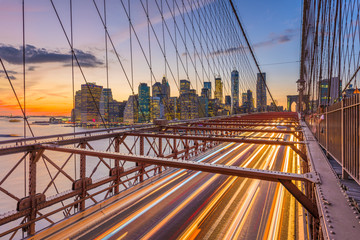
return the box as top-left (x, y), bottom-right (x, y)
top-left (67, 131), bottom-right (308, 240)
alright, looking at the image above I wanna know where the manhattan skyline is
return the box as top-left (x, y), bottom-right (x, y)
top-left (0, 0), bottom-right (301, 116)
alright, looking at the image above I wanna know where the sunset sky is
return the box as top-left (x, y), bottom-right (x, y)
top-left (0, 0), bottom-right (302, 116)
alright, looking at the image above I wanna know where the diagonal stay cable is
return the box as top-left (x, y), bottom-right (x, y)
top-left (92, 0), bottom-right (165, 120)
top-left (49, 0), bottom-right (109, 130)
top-left (103, 0), bottom-right (192, 117)
top-left (150, 0), bottom-right (208, 116)
top-left (220, 0), bottom-right (258, 95)
top-left (153, 0), bottom-right (205, 112)
top-left (229, 0), bottom-right (279, 111)
top-left (0, 58), bottom-right (34, 137)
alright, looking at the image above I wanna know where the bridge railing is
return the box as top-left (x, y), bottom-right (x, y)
top-left (0, 124), bottom-right (222, 238)
top-left (306, 94), bottom-right (360, 184)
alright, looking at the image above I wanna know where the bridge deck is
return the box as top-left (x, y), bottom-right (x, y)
top-left (302, 120), bottom-right (360, 239)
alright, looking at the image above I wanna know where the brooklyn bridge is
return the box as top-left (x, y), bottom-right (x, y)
top-left (0, 0), bottom-right (360, 239)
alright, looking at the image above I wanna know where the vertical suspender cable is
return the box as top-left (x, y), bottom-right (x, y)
top-left (103, 0), bottom-right (112, 167)
top-left (182, 0), bottom-right (188, 77)
top-left (228, 0), bottom-right (279, 111)
top-left (162, 0), bottom-right (167, 77)
top-left (22, 0), bottom-right (26, 198)
top-left (70, 0), bottom-right (77, 180)
top-left (174, 0), bottom-right (179, 91)
top-left (327, 0), bottom-right (340, 105)
top-left (104, 0), bottom-right (109, 124)
top-left (51, 0), bottom-right (109, 130)
top-left (128, 0), bottom-right (134, 94)
top-left (147, 0), bottom-right (153, 121)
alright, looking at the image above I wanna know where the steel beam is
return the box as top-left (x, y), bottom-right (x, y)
top-left (42, 144), bottom-right (319, 217)
top-left (125, 132), bottom-right (304, 146)
top-left (41, 145), bottom-right (316, 183)
top-left (279, 179), bottom-right (319, 218)
top-left (194, 122), bottom-right (300, 128)
top-left (124, 132), bottom-right (308, 162)
top-left (207, 119), bottom-right (298, 123)
top-left (165, 125), bottom-right (302, 134)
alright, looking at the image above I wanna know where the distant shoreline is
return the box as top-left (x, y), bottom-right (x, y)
top-left (0, 115), bottom-right (70, 118)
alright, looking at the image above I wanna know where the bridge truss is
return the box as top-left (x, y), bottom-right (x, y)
top-left (0, 112), bottom-right (323, 239)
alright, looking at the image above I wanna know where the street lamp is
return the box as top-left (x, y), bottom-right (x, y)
top-left (297, 78), bottom-right (306, 113)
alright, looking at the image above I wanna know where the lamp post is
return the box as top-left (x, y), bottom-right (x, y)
top-left (297, 78), bottom-right (306, 114)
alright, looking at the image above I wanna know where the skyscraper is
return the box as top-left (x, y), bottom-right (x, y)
top-left (169, 97), bottom-right (178, 120)
top-left (161, 76), bottom-right (171, 119)
top-left (242, 92), bottom-right (248, 107)
top-left (152, 82), bottom-right (162, 98)
top-left (138, 83), bottom-right (150, 122)
top-left (180, 79), bottom-right (190, 95)
top-left (124, 95), bottom-right (139, 124)
top-left (72, 83), bottom-right (127, 123)
top-left (180, 79), bottom-right (191, 120)
top-left (80, 82), bottom-right (103, 122)
top-left (319, 77), bottom-right (342, 105)
top-left (247, 89), bottom-right (254, 112)
top-left (161, 76), bottom-right (170, 99)
top-left (225, 95), bottom-right (231, 106)
top-left (198, 96), bottom-right (208, 118)
top-left (214, 76), bottom-right (223, 103)
top-left (72, 90), bottom-right (82, 122)
top-left (242, 90), bottom-right (254, 112)
top-left (208, 99), bottom-right (218, 117)
top-left (189, 89), bottom-right (199, 119)
top-left (150, 96), bottom-right (161, 120)
top-left (204, 81), bottom-right (212, 98)
top-left (201, 87), bottom-right (210, 99)
top-left (256, 72), bottom-right (267, 111)
top-left (231, 70), bottom-right (239, 114)
top-left (109, 100), bottom-right (127, 122)
top-left (102, 88), bottom-right (113, 122)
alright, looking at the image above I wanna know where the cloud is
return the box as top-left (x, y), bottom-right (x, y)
top-left (35, 97), bottom-right (45, 101)
top-left (209, 46), bottom-right (247, 57)
top-left (45, 92), bottom-right (69, 99)
top-left (0, 70), bottom-right (17, 80)
top-left (0, 44), bottom-right (103, 68)
top-left (111, 0), bottom-right (213, 44)
top-left (27, 66), bottom-right (36, 71)
top-left (253, 28), bottom-right (298, 48)
top-left (208, 28), bottom-right (299, 57)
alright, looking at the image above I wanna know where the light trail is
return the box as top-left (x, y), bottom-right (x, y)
top-left (95, 135), bottom-right (260, 240)
top-left (223, 134), bottom-right (282, 239)
top-left (71, 128), bottom-right (307, 240)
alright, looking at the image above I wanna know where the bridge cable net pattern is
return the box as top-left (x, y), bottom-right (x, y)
top-left (301, 0), bottom-right (360, 108)
top-left (0, 0), bottom-right (286, 238)
top-left (301, 0), bottom-right (360, 185)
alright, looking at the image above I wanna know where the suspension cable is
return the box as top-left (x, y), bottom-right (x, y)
top-left (229, 0), bottom-right (279, 111)
top-left (49, 0), bottom-right (109, 130)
